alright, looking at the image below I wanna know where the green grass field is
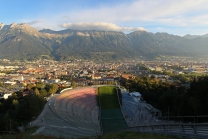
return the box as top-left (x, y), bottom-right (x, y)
top-left (99, 86), bottom-right (120, 109)
top-left (98, 86), bottom-right (128, 133)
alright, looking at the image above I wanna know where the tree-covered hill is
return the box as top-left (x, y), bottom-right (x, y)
top-left (123, 75), bottom-right (208, 117)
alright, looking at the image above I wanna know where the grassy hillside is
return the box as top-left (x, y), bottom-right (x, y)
top-left (0, 131), bottom-right (180, 139)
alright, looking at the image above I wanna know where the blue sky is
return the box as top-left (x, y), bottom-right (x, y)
top-left (1, 0), bottom-right (208, 36)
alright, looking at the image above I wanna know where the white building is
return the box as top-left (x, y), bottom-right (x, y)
top-left (129, 92), bottom-right (142, 102)
top-left (4, 81), bottom-right (16, 86)
top-left (0, 92), bottom-right (12, 99)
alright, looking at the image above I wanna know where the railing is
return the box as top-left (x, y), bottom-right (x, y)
top-left (59, 87), bottom-right (72, 94)
top-left (128, 123), bottom-right (208, 139)
top-left (97, 87), bottom-right (103, 134)
top-left (115, 86), bottom-right (130, 127)
top-left (159, 115), bottom-right (208, 123)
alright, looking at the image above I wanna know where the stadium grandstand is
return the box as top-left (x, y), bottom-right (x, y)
top-left (30, 87), bottom-right (101, 138)
top-left (29, 85), bottom-right (175, 138)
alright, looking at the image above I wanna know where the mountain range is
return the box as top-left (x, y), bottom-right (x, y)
top-left (0, 23), bottom-right (208, 61)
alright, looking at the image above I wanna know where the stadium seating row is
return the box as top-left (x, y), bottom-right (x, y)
top-left (47, 87), bottom-right (101, 138)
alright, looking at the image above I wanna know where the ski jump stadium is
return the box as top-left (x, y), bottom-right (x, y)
top-left (30, 85), bottom-right (208, 139)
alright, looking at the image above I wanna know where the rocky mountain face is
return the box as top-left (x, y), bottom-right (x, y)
top-left (183, 34), bottom-right (208, 39)
top-left (0, 23), bottom-right (54, 60)
top-left (0, 23), bottom-right (208, 61)
top-left (128, 31), bottom-right (208, 58)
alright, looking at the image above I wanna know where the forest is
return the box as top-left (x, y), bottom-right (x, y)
top-left (123, 75), bottom-right (208, 117)
top-left (0, 83), bottom-right (59, 133)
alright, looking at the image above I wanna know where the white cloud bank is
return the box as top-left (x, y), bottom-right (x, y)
top-left (61, 22), bottom-right (146, 32)
top-left (25, 0), bottom-right (208, 35)
top-left (65, 0), bottom-right (208, 27)
top-left (27, 20), bottom-right (45, 25)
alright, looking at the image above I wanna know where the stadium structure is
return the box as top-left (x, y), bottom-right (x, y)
top-left (30, 85), bottom-right (164, 138)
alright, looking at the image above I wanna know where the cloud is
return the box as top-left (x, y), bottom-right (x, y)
top-left (24, 0), bottom-right (208, 35)
top-left (27, 20), bottom-right (45, 25)
top-left (66, 0), bottom-right (208, 27)
top-left (60, 22), bottom-right (146, 32)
